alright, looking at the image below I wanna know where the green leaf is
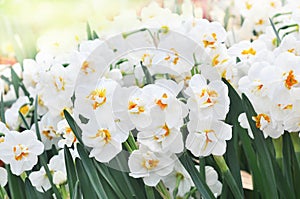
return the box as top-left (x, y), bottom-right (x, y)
top-left (140, 61), bottom-right (154, 85)
top-left (18, 111), bottom-right (30, 130)
top-left (5, 165), bottom-right (26, 199)
top-left (223, 7), bottom-right (230, 30)
top-left (93, 160), bottom-right (126, 199)
top-left (269, 18), bottom-right (281, 46)
top-left (271, 152), bottom-right (296, 199)
top-left (213, 156), bottom-right (244, 199)
top-left (64, 146), bottom-right (77, 199)
top-left (180, 153), bottom-right (215, 199)
top-left (10, 68), bottom-right (20, 98)
top-left (76, 143), bottom-right (108, 199)
top-left (92, 30), bottom-right (99, 39)
top-left (242, 93), bottom-right (278, 199)
top-left (86, 23), bottom-right (93, 40)
top-left (0, 94), bottom-right (5, 123)
top-left (63, 110), bottom-right (84, 145)
top-left (75, 158), bottom-right (98, 199)
top-left (145, 185), bottom-right (155, 199)
top-left (72, 180), bottom-right (81, 199)
top-left (24, 178), bottom-right (39, 199)
top-left (222, 78), bottom-right (244, 195)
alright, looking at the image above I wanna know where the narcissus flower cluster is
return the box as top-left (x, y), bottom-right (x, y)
top-left (2, 0), bottom-right (300, 198)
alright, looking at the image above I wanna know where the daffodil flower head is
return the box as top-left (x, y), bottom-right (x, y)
top-left (0, 130), bottom-right (44, 176)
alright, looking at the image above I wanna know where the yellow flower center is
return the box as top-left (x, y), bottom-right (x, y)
top-left (203, 33), bottom-right (217, 48)
top-left (87, 89), bottom-right (107, 109)
top-left (255, 19), bottom-right (264, 25)
top-left (155, 93), bottom-right (168, 110)
top-left (54, 76), bottom-right (66, 91)
top-left (19, 104), bottom-right (30, 115)
top-left (81, 61), bottom-right (95, 75)
top-left (245, 2), bottom-right (252, 10)
top-left (154, 124), bottom-right (170, 141)
top-left (284, 70), bottom-right (298, 89)
top-left (199, 89), bottom-right (218, 106)
top-left (13, 144), bottom-right (29, 161)
top-left (142, 159), bottom-right (159, 170)
top-left (212, 54), bottom-right (228, 67)
top-left (241, 47), bottom-right (256, 56)
top-left (92, 128), bottom-right (111, 144)
top-left (128, 100), bottom-right (145, 114)
top-left (42, 126), bottom-right (56, 140)
top-left (253, 113), bottom-right (271, 129)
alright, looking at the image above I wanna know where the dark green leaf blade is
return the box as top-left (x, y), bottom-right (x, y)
top-left (76, 143), bottom-right (108, 199)
top-left (180, 153), bottom-right (215, 199)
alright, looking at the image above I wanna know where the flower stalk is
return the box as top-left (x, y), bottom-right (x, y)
top-left (213, 155), bottom-right (243, 199)
top-left (290, 132), bottom-right (300, 166)
top-left (273, 137), bottom-right (283, 168)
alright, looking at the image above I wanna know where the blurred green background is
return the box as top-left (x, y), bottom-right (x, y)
top-left (0, 0), bottom-right (151, 61)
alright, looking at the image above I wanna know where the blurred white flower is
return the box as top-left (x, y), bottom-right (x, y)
top-left (204, 166), bottom-right (223, 197)
top-left (29, 167), bottom-right (51, 192)
top-left (162, 161), bottom-right (193, 197)
top-left (5, 96), bottom-right (31, 130)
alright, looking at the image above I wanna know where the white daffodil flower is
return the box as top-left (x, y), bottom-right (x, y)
top-left (162, 161), bottom-right (194, 197)
top-left (57, 119), bottom-right (77, 148)
top-left (137, 122), bottom-right (184, 154)
top-left (204, 166), bottom-right (223, 198)
top-left (81, 119), bottom-right (127, 163)
top-left (29, 167), bottom-right (51, 192)
top-left (186, 114), bottom-right (232, 157)
top-left (5, 96), bottom-right (31, 130)
top-left (186, 74), bottom-right (229, 120)
top-left (201, 44), bottom-right (237, 82)
top-left (75, 77), bottom-right (119, 126)
top-left (33, 112), bottom-right (62, 150)
top-left (37, 64), bottom-right (75, 115)
top-left (49, 150), bottom-right (67, 185)
top-left (252, 112), bottom-right (284, 138)
top-left (0, 130), bottom-right (44, 176)
top-left (228, 40), bottom-right (266, 64)
top-left (128, 145), bottom-right (175, 186)
top-left (260, 52), bottom-right (300, 103)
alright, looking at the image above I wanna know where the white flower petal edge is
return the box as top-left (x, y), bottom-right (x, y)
top-left (0, 167), bottom-right (7, 187)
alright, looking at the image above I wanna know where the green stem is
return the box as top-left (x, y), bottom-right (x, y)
top-left (273, 137), bottom-right (283, 168)
top-left (128, 131), bottom-right (138, 150)
top-left (156, 181), bottom-right (171, 199)
top-left (0, 186), bottom-right (7, 199)
top-left (199, 157), bottom-right (206, 182)
top-left (213, 155), bottom-right (244, 199)
top-left (60, 184), bottom-right (69, 199)
top-left (183, 187), bottom-right (197, 199)
top-left (145, 185), bottom-right (155, 199)
top-left (290, 132), bottom-right (300, 166)
top-left (173, 173), bottom-right (184, 198)
top-left (123, 141), bottom-right (133, 153)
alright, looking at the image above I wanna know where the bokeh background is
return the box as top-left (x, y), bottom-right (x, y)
top-left (0, 0), bottom-right (160, 61)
